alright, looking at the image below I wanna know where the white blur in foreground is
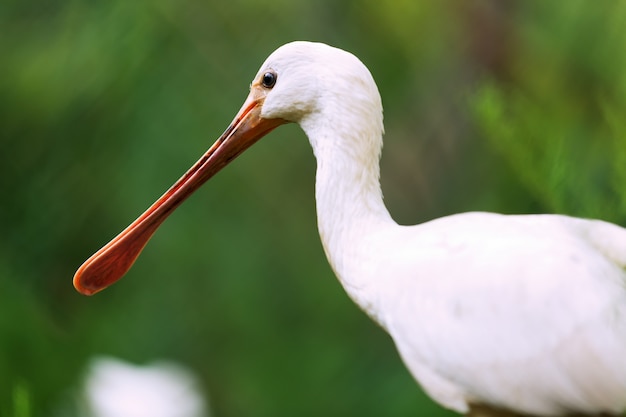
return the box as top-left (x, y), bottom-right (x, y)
top-left (83, 356), bottom-right (209, 417)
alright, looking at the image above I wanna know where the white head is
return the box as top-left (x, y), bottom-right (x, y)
top-left (255, 42), bottom-right (383, 129)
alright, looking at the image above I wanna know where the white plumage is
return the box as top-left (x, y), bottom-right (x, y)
top-left (74, 42), bottom-right (626, 416)
top-left (82, 356), bottom-right (208, 417)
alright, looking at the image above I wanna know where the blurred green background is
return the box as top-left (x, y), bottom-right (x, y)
top-left (2, 0), bottom-right (625, 416)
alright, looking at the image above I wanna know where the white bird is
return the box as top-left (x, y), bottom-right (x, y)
top-left (82, 356), bottom-right (209, 417)
top-left (73, 42), bottom-right (626, 417)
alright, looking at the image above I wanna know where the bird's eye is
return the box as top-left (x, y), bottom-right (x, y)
top-left (261, 71), bottom-right (277, 88)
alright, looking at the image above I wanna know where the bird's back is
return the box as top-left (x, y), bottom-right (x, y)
top-left (361, 212), bottom-right (626, 416)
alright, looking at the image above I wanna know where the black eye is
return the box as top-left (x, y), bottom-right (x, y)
top-left (261, 71), bottom-right (277, 88)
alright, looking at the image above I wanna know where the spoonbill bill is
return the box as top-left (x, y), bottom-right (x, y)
top-left (74, 41), bottom-right (626, 417)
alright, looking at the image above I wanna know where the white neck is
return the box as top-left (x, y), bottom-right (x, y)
top-left (300, 112), bottom-right (396, 323)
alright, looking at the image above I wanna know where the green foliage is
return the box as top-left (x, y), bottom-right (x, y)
top-left (1, 1), bottom-right (624, 416)
top-left (11, 382), bottom-right (31, 417)
top-left (473, 82), bottom-right (626, 222)
top-left (471, 2), bottom-right (626, 223)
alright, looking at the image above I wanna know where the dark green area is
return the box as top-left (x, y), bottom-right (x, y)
top-left (1, 1), bottom-right (625, 416)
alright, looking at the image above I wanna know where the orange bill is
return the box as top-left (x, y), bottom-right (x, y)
top-left (73, 91), bottom-right (286, 295)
